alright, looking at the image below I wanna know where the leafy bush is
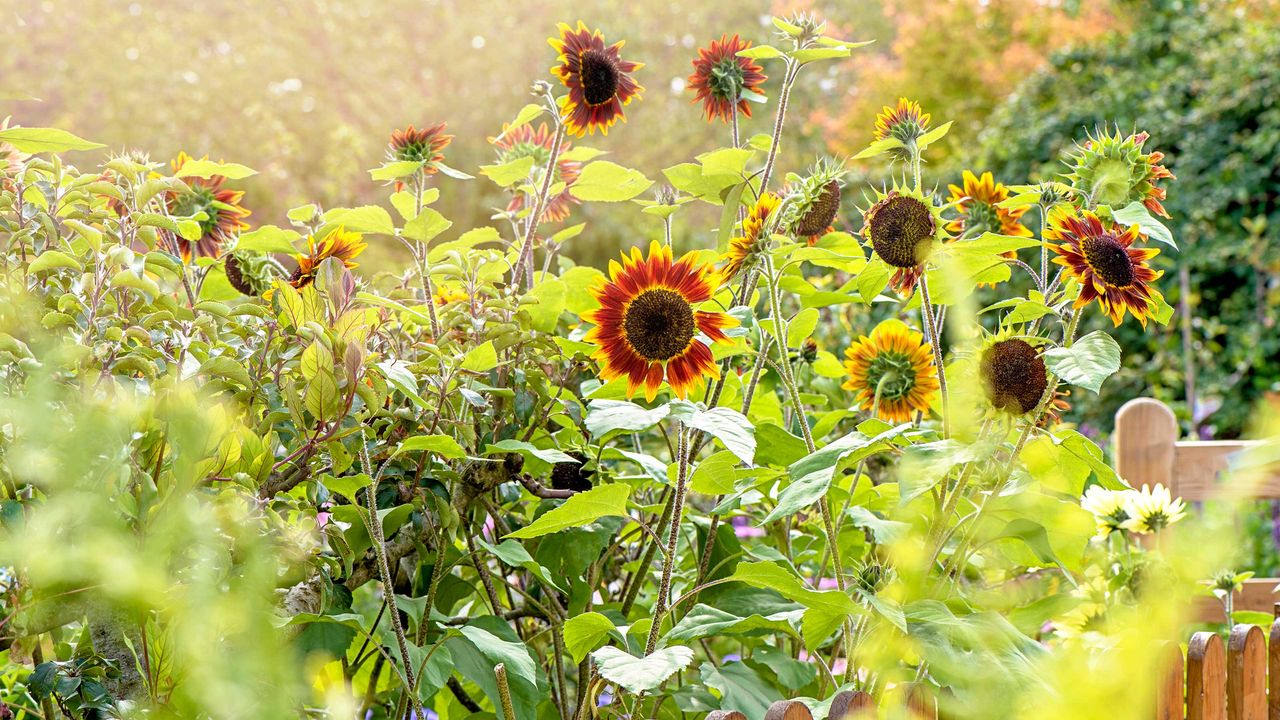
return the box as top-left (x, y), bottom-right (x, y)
top-left (0, 11), bottom-right (1254, 720)
top-left (977, 0), bottom-right (1280, 438)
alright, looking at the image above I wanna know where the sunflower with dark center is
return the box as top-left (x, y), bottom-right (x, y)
top-left (862, 187), bottom-right (945, 295)
top-left (874, 98), bottom-right (931, 145)
top-left (980, 338), bottom-right (1048, 416)
top-left (490, 122), bottom-right (581, 222)
top-left (1063, 127), bottom-right (1174, 218)
top-left (550, 452), bottom-right (594, 492)
top-left (166, 152), bottom-right (251, 261)
top-left (582, 241), bottom-right (735, 401)
top-left (722, 192), bottom-right (780, 280)
top-left (1047, 209), bottom-right (1164, 327)
top-left (945, 171), bottom-right (1031, 238)
top-left (224, 252), bottom-right (282, 297)
top-left (687, 33), bottom-right (767, 124)
top-left (550, 21), bottom-right (644, 137)
top-left (787, 158), bottom-right (845, 243)
top-left (842, 319), bottom-right (939, 424)
top-left (289, 225), bottom-right (367, 290)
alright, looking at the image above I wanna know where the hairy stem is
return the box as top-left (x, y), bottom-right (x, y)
top-left (514, 117), bottom-right (567, 289)
top-left (919, 274), bottom-right (950, 438)
top-left (645, 424), bottom-right (691, 655)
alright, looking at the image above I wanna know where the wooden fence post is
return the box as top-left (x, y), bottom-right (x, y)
top-left (827, 690), bottom-right (875, 720)
top-left (1227, 624), bottom-right (1266, 720)
top-left (1188, 632), bottom-right (1227, 720)
top-left (1158, 642), bottom-right (1186, 720)
top-left (1115, 398), bottom-right (1179, 494)
top-left (765, 700), bottom-right (813, 720)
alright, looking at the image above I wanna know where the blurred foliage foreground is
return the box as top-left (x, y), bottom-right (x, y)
top-left (0, 10), bottom-right (1277, 720)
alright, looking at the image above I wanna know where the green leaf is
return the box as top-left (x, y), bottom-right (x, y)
top-left (766, 425), bottom-right (908, 523)
top-left (569, 161), bottom-right (653, 202)
top-left (501, 104), bottom-right (546, 135)
top-left (666, 605), bottom-right (800, 643)
top-left (727, 561), bottom-right (859, 649)
top-left (786, 308), bottom-right (819, 348)
top-left (394, 434), bottom-right (467, 460)
top-left (461, 340), bottom-right (499, 373)
top-left (853, 137), bottom-right (904, 160)
top-left (791, 46), bottom-right (851, 63)
top-left (476, 539), bottom-right (566, 594)
top-left (584, 399), bottom-right (671, 439)
top-left (689, 450), bottom-right (741, 495)
top-left (480, 156), bottom-right (535, 188)
top-left (322, 206), bottom-right (396, 236)
top-left (28, 250), bottom-right (83, 274)
top-left (592, 646), bottom-right (694, 694)
top-left (736, 44), bottom-right (784, 60)
top-left (428, 226), bottom-right (497, 261)
top-left (669, 403), bottom-right (755, 464)
top-left (176, 159), bottom-right (257, 180)
top-left (457, 625), bottom-right (540, 696)
top-left (505, 483), bottom-right (630, 539)
top-left (523, 277), bottom-right (566, 333)
top-left (235, 225), bottom-right (300, 255)
top-left (701, 661), bottom-right (783, 720)
top-left (0, 127), bottom-right (104, 153)
top-left (1043, 331), bottom-right (1122, 394)
top-left (697, 147), bottom-right (756, 177)
top-left (562, 612), bottom-right (617, 663)
top-left (1113, 201), bottom-right (1176, 248)
top-left (403, 207), bottom-right (453, 244)
top-left (369, 160), bottom-right (426, 181)
top-left (916, 120), bottom-right (953, 151)
top-left (486, 439), bottom-right (577, 467)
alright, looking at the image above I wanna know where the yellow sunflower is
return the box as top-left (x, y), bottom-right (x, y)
top-left (167, 151), bottom-right (252, 261)
top-left (842, 319), bottom-right (939, 424)
top-left (1047, 209), bottom-right (1164, 327)
top-left (582, 241), bottom-right (735, 401)
top-left (290, 225), bottom-right (367, 289)
top-left (549, 21), bottom-right (644, 137)
top-left (433, 284), bottom-right (469, 307)
top-left (873, 98), bottom-right (931, 144)
top-left (722, 192), bottom-right (781, 280)
top-left (945, 170), bottom-right (1031, 238)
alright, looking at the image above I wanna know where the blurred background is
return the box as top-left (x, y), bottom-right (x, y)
top-left (1, 0), bottom-right (1276, 451)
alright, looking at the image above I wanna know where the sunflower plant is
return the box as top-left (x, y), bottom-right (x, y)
top-left (0, 12), bottom-right (1235, 720)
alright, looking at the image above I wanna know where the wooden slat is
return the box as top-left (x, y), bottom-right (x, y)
top-left (1114, 398), bottom-right (1179, 493)
top-left (1269, 619), bottom-right (1280, 720)
top-left (1189, 632), bottom-right (1227, 720)
top-left (1158, 642), bottom-right (1186, 720)
top-left (1193, 580), bottom-right (1280, 622)
top-left (906, 683), bottom-right (938, 719)
top-left (1173, 441), bottom-right (1275, 502)
top-left (765, 700), bottom-right (813, 720)
top-left (706, 712), bottom-right (748, 720)
top-left (1228, 625), bottom-right (1266, 720)
top-left (827, 690), bottom-right (875, 720)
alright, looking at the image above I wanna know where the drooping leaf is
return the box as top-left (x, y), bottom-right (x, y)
top-left (505, 483), bottom-right (630, 539)
top-left (592, 646), bottom-right (694, 694)
top-left (1043, 331), bottom-right (1122, 393)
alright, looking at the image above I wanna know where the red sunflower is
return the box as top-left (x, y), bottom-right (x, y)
top-left (167, 152), bottom-right (251, 261)
top-left (388, 123), bottom-right (453, 191)
top-left (687, 34), bottom-right (767, 124)
top-left (549, 21), bottom-right (644, 137)
top-left (945, 170), bottom-right (1032, 238)
top-left (582, 241), bottom-right (735, 401)
top-left (1047, 209), bottom-right (1164, 327)
top-left (490, 122), bottom-right (582, 222)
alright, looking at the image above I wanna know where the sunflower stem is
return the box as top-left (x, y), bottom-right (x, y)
top-left (918, 274), bottom-right (950, 438)
top-left (645, 422), bottom-right (691, 655)
top-left (759, 60), bottom-right (800, 194)
top-left (413, 173), bottom-right (443, 338)
top-left (514, 113), bottom-right (567, 290)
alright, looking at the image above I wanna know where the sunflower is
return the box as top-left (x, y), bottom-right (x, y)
top-left (490, 122), bottom-right (581, 222)
top-left (1121, 484), bottom-right (1187, 534)
top-left (980, 338), bottom-right (1047, 416)
top-left (862, 186), bottom-right (947, 296)
top-left (873, 98), bottom-right (931, 144)
top-left (945, 171), bottom-right (1031, 238)
top-left (842, 319), bottom-right (939, 424)
top-left (290, 226), bottom-right (367, 289)
top-left (224, 252), bottom-right (283, 297)
top-left (786, 158), bottom-right (845, 243)
top-left (722, 192), bottom-right (781, 280)
top-left (1047, 209), bottom-right (1164, 327)
top-left (166, 152), bottom-right (251, 261)
top-left (1080, 486), bottom-right (1132, 540)
top-left (1063, 128), bottom-right (1174, 218)
top-left (388, 123), bottom-right (453, 191)
top-left (550, 21), bottom-right (644, 137)
top-left (687, 33), bottom-right (767, 124)
top-left (582, 241), bottom-right (734, 401)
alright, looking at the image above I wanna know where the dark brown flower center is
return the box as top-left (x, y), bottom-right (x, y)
top-left (624, 288), bottom-right (696, 361)
top-left (981, 339), bottom-right (1048, 415)
top-left (579, 49), bottom-right (619, 106)
top-left (869, 194), bottom-right (935, 268)
top-left (1081, 234), bottom-right (1135, 287)
top-left (794, 180), bottom-right (841, 237)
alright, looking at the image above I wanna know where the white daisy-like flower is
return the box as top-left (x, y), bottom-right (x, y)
top-left (1080, 486), bottom-right (1132, 539)
top-left (1120, 483), bottom-right (1187, 534)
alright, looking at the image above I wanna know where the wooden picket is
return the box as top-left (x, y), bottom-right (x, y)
top-left (1113, 398), bottom-right (1280, 618)
top-left (700, 618), bottom-right (1280, 719)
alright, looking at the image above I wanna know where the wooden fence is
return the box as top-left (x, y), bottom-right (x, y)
top-left (1114, 398), bottom-right (1279, 617)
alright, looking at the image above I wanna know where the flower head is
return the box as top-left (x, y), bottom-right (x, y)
top-left (722, 192), bottom-right (781, 280)
top-left (1063, 127), bottom-right (1174, 217)
top-left (582, 241), bottom-right (735, 401)
top-left (166, 152), bottom-right (251, 261)
top-left (290, 226), bottom-right (367, 289)
top-left (980, 338), bottom-right (1047, 416)
top-left (786, 158), bottom-right (845, 242)
top-left (945, 170), bottom-right (1031, 238)
top-left (842, 319), bottom-right (939, 424)
top-left (1047, 209), bottom-right (1164, 327)
top-left (862, 186), bottom-right (946, 296)
top-left (490, 122), bottom-right (581, 222)
top-left (873, 98), bottom-right (931, 145)
top-left (1081, 486), bottom-right (1132, 540)
top-left (432, 284), bottom-right (469, 307)
top-left (389, 123), bottom-right (453, 167)
top-left (224, 252), bottom-right (282, 297)
top-left (1121, 484), bottom-right (1187, 534)
top-left (687, 34), bottom-right (767, 124)
top-left (550, 21), bottom-right (644, 137)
